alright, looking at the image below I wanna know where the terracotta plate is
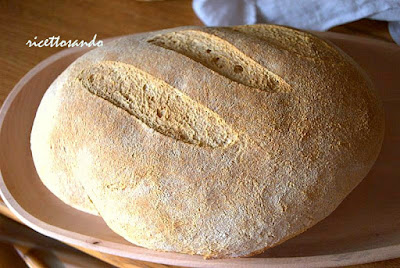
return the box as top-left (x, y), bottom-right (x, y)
top-left (0, 31), bottom-right (399, 267)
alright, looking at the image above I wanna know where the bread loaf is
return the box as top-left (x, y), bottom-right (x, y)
top-left (30, 25), bottom-right (385, 258)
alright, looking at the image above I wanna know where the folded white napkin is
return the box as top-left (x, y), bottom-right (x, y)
top-left (193, 0), bottom-right (400, 44)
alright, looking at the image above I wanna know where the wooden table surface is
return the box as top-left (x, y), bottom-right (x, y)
top-left (0, 0), bottom-right (398, 267)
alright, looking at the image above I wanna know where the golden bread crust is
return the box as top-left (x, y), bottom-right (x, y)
top-left (30, 25), bottom-right (384, 258)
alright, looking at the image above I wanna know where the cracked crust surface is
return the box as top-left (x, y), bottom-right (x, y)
top-left (30, 25), bottom-right (384, 258)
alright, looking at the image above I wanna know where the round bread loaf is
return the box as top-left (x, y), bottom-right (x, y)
top-left (30, 25), bottom-right (384, 258)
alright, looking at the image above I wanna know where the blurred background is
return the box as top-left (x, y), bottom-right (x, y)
top-left (1, 0), bottom-right (396, 106)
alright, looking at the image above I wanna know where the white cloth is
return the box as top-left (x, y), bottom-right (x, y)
top-left (193, 0), bottom-right (400, 44)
